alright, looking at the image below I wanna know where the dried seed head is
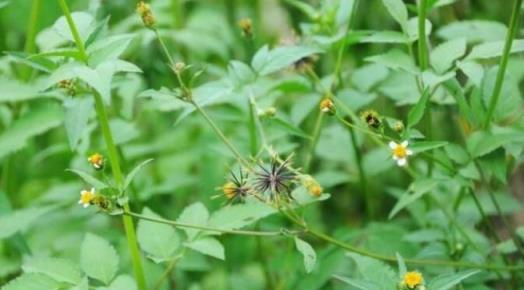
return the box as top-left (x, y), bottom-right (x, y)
top-left (58, 79), bottom-right (76, 96)
top-left (258, 107), bottom-right (276, 118)
top-left (238, 18), bottom-right (253, 38)
top-left (293, 55), bottom-right (316, 72)
top-left (254, 159), bottom-right (295, 199)
top-left (360, 109), bottom-right (381, 129)
top-left (319, 98), bottom-right (336, 115)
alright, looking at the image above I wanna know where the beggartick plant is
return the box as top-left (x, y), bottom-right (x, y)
top-left (2, 0), bottom-right (524, 289)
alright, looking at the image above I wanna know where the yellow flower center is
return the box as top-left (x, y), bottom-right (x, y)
top-left (403, 271), bottom-right (423, 289)
top-left (222, 182), bottom-right (237, 199)
top-left (80, 191), bottom-right (94, 204)
top-left (393, 145), bottom-right (408, 159)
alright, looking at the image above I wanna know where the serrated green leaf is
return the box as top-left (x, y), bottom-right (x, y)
top-left (22, 257), bottom-right (81, 284)
top-left (366, 49), bottom-right (417, 74)
top-left (96, 275), bottom-right (136, 290)
top-left (295, 237), bottom-right (316, 273)
top-left (332, 275), bottom-right (382, 290)
top-left (430, 39), bottom-right (467, 73)
top-left (67, 169), bottom-right (108, 189)
top-left (428, 270), bottom-right (480, 290)
top-left (185, 237), bottom-right (225, 260)
top-left (124, 159), bottom-right (153, 190)
top-left (466, 39), bottom-right (524, 60)
top-left (87, 34), bottom-right (135, 66)
top-left (381, 0), bottom-right (408, 29)
top-left (207, 202), bottom-right (276, 232)
top-left (63, 97), bottom-right (93, 150)
top-left (0, 78), bottom-right (60, 102)
top-left (407, 88), bottom-right (430, 128)
top-left (2, 273), bottom-right (61, 290)
top-left (466, 131), bottom-right (524, 158)
top-left (137, 208), bottom-right (180, 263)
top-left (0, 105), bottom-right (63, 161)
top-left (177, 202), bottom-right (209, 241)
top-left (437, 20), bottom-right (507, 43)
top-left (251, 45), bottom-right (323, 76)
top-left (0, 206), bottom-right (55, 240)
top-left (80, 233), bottom-right (119, 285)
top-left (346, 253), bottom-right (397, 290)
top-left (389, 179), bottom-right (439, 219)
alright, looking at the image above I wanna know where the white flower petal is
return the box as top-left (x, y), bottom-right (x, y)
top-left (401, 140), bottom-right (409, 147)
top-left (392, 155), bottom-right (399, 160)
top-left (78, 200), bottom-right (82, 204)
top-left (83, 203), bottom-right (89, 208)
top-left (397, 158), bottom-right (407, 166)
top-left (389, 141), bottom-right (397, 149)
top-left (407, 150), bottom-right (413, 155)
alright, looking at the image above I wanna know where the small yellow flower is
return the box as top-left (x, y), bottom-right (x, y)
top-left (87, 153), bottom-right (104, 170)
top-left (222, 182), bottom-right (237, 200)
top-left (403, 271), bottom-right (423, 289)
top-left (389, 140), bottom-right (413, 167)
top-left (319, 98), bottom-right (336, 115)
top-left (79, 188), bottom-right (96, 208)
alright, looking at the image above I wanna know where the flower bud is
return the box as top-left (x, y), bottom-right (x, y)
top-left (394, 121), bottom-right (404, 133)
top-left (238, 18), bottom-right (253, 38)
top-left (136, 1), bottom-right (155, 28)
top-left (301, 175), bottom-right (322, 197)
top-left (360, 109), bottom-right (381, 129)
top-left (319, 98), bottom-right (336, 115)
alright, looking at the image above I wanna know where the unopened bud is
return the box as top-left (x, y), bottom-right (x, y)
top-left (319, 98), bottom-right (336, 115)
top-left (136, 1), bottom-right (155, 28)
top-left (238, 18), bottom-right (253, 38)
top-left (360, 109), bottom-right (381, 129)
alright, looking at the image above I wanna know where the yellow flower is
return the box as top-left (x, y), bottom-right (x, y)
top-left (301, 175), bottom-right (322, 197)
top-left (222, 182), bottom-right (237, 200)
top-left (136, 1), bottom-right (155, 28)
top-left (319, 98), bottom-right (336, 115)
top-left (403, 271), bottom-right (423, 289)
top-left (389, 140), bottom-right (413, 167)
top-left (87, 153), bottom-right (104, 170)
top-left (79, 188), bottom-right (96, 208)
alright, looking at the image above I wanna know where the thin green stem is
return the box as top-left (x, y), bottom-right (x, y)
top-left (21, 0), bottom-right (41, 80)
top-left (153, 28), bottom-right (175, 66)
top-left (332, 0), bottom-right (359, 88)
top-left (93, 92), bottom-right (147, 290)
top-left (192, 100), bottom-right (251, 168)
top-left (304, 112), bottom-right (324, 172)
top-left (151, 249), bottom-right (185, 290)
top-left (57, 2), bottom-right (147, 288)
top-left (417, 0), bottom-right (429, 71)
top-left (468, 187), bottom-right (502, 244)
top-left (248, 98), bottom-right (258, 157)
top-left (57, 0), bottom-right (87, 61)
top-left (348, 127), bottom-right (370, 219)
top-left (125, 211), bottom-right (295, 236)
top-left (484, 0), bottom-right (523, 129)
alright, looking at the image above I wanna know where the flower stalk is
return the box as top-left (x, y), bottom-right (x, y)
top-left (483, 0), bottom-right (523, 129)
top-left (57, 1), bottom-right (147, 289)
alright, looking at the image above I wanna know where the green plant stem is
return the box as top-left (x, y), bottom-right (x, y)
top-left (153, 28), bottom-right (175, 66)
top-left (348, 127), bottom-right (370, 219)
top-left (152, 250), bottom-right (185, 290)
top-left (21, 0), bottom-right (41, 80)
top-left (248, 98), bottom-right (258, 157)
top-left (417, 0), bottom-right (429, 71)
top-left (281, 209), bottom-right (523, 272)
top-left (303, 111), bottom-right (323, 172)
top-left (171, 0), bottom-right (184, 29)
top-left (57, 0), bottom-right (87, 62)
top-left (192, 100), bottom-right (251, 168)
top-left (93, 92), bottom-right (148, 290)
top-left (332, 0), bottom-right (359, 88)
top-left (125, 211), bottom-right (296, 236)
top-left (483, 0), bottom-right (523, 129)
top-left (57, 2), bottom-right (147, 289)
top-left (468, 187), bottom-right (502, 243)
